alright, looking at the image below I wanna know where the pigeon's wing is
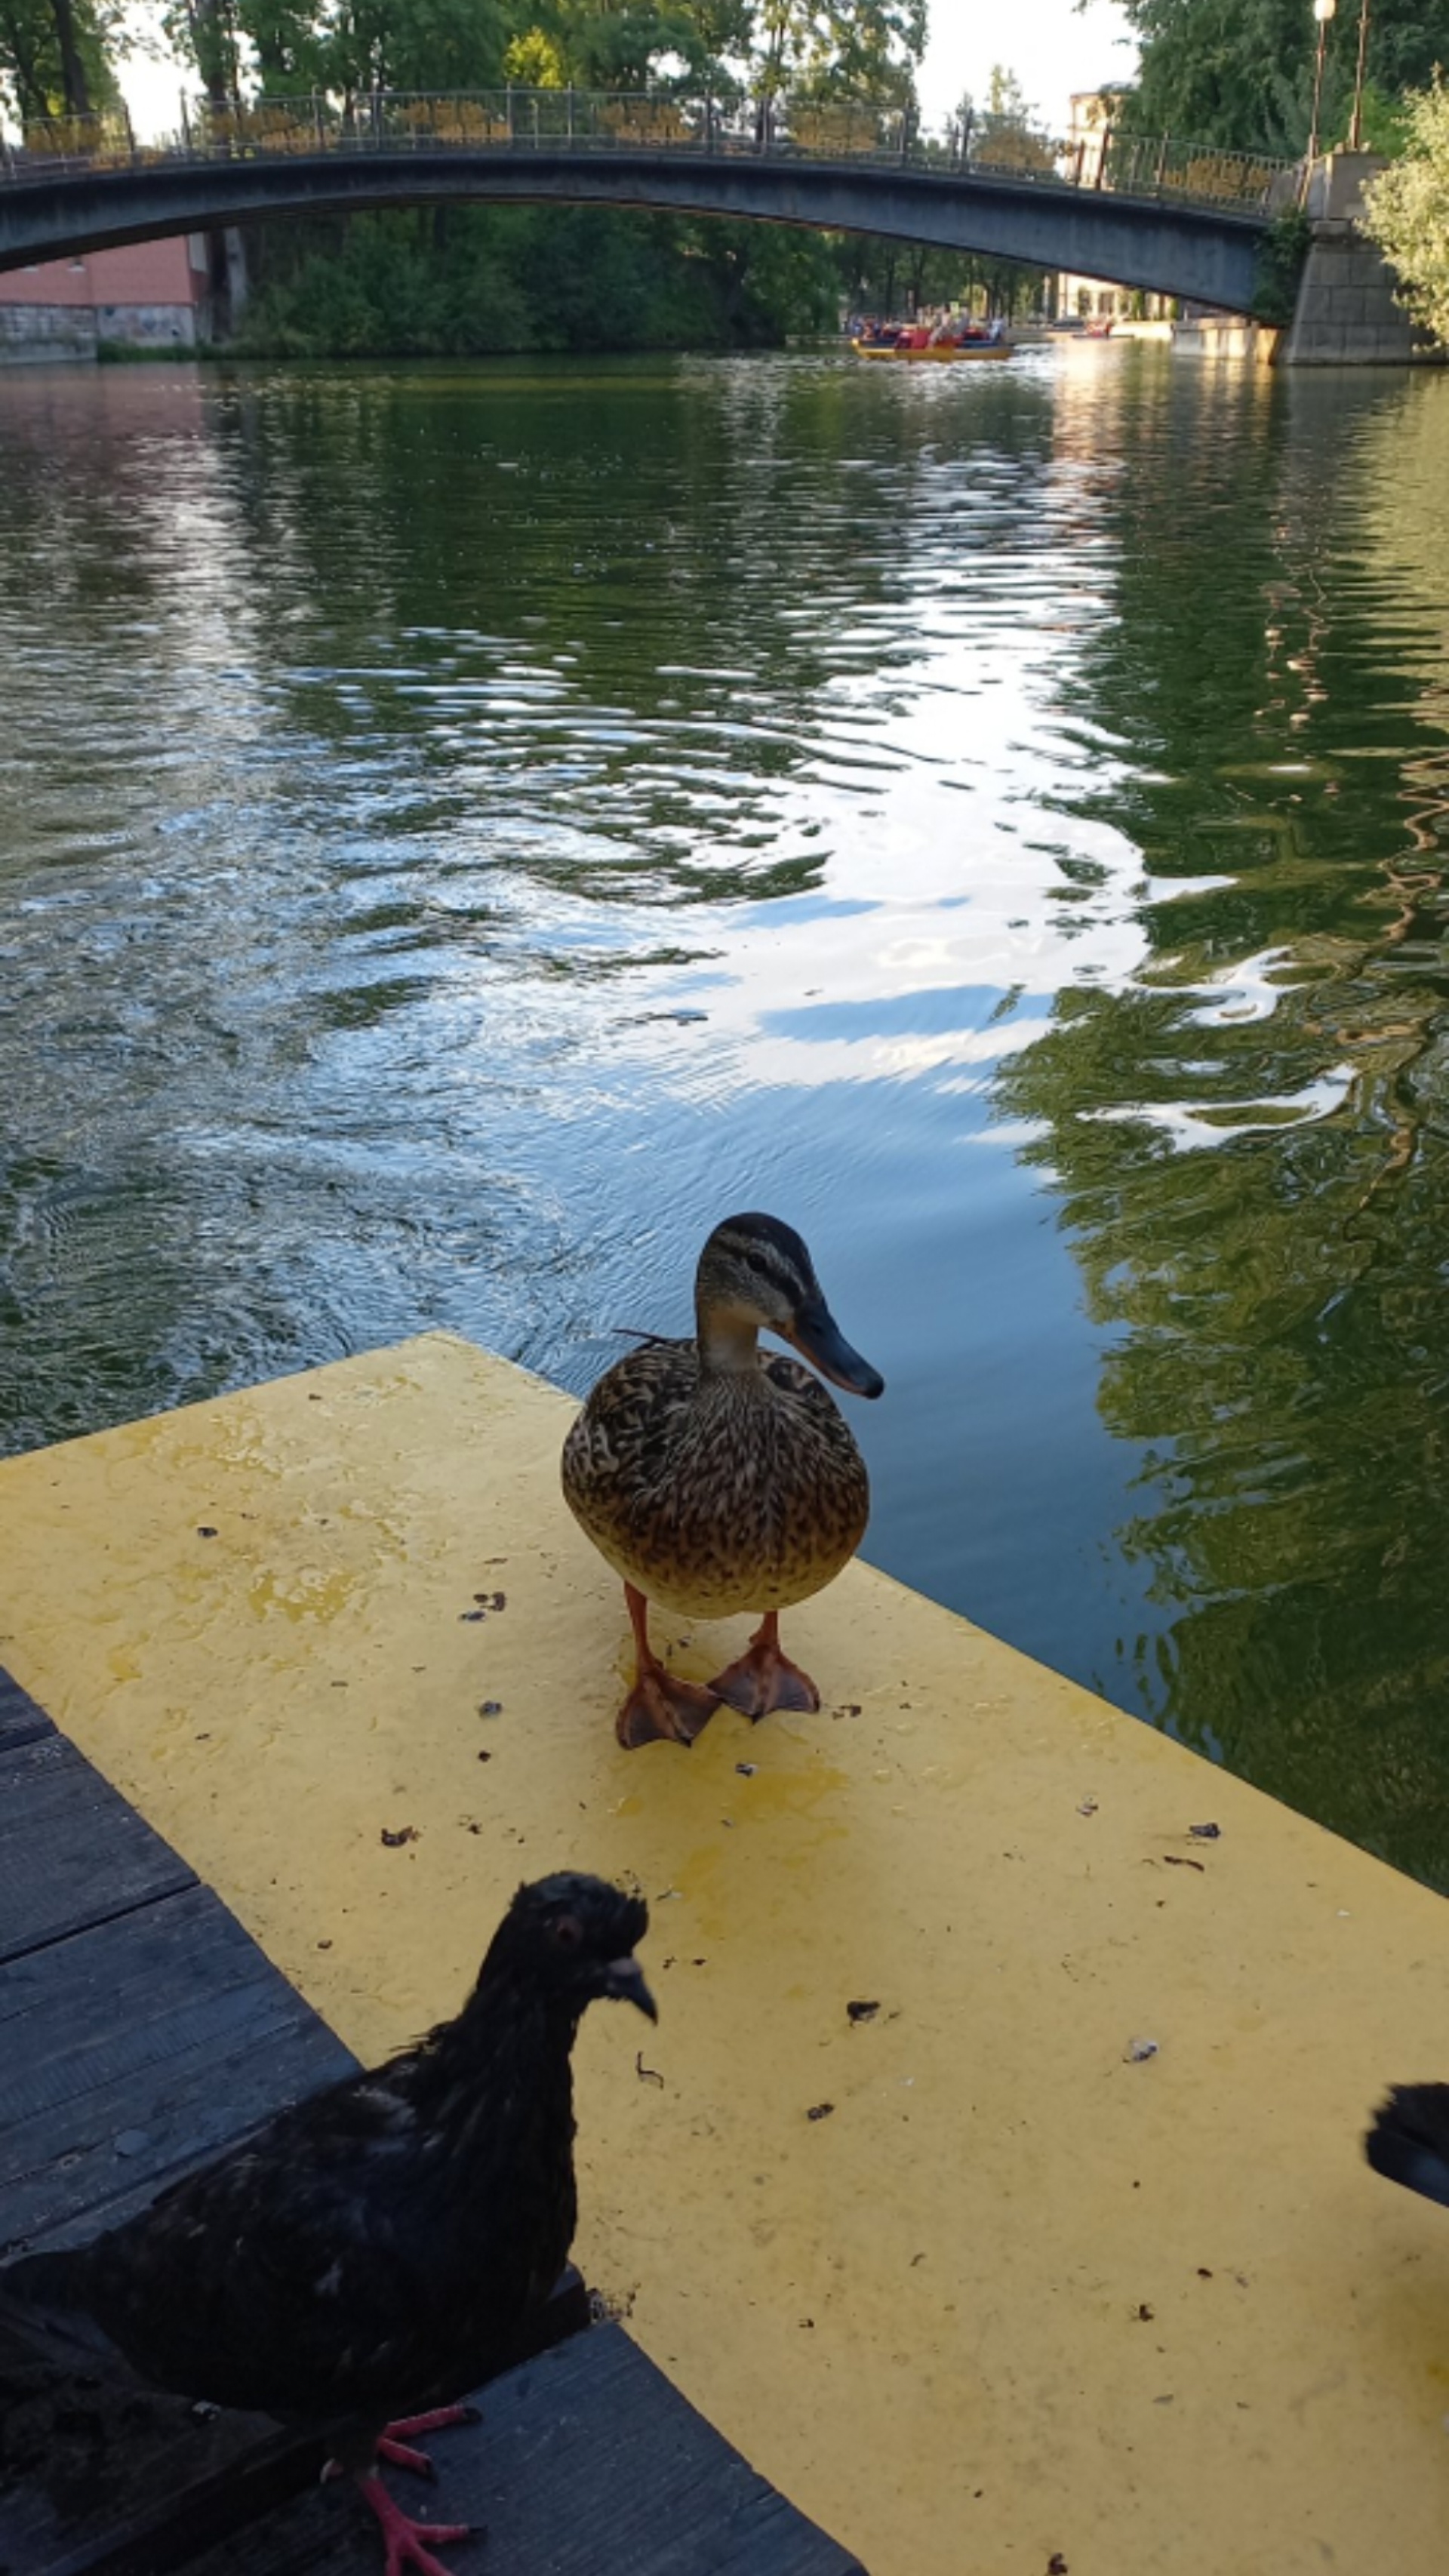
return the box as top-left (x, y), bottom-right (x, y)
top-left (1366, 2084), bottom-right (1449, 2209)
top-left (5, 2064), bottom-right (494, 2423)
top-left (0, 2257), bottom-right (135, 2375)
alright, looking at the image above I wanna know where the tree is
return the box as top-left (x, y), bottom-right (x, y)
top-left (748, 0), bottom-right (924, 110)
top-left (973, 59), bottom-right (1054, 174)
top-left (502, 23), bottom-right (567, 83)
top-left (1115, 0), bottom-right (1449, 156)
top-left (1362, 78), bottom-right (1449, 349)
top-left (544, 0), bottom-right (728, 92)
top-left (0, 0), bottom-right (120, 121)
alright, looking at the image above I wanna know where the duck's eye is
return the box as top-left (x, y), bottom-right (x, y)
top-left (552, 1913), bottom-right (584, 1951)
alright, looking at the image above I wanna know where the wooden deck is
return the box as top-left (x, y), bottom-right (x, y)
top-left (0, 1664), bottom-right (865, 2576)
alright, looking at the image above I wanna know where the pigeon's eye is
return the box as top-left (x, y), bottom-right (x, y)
top-left (552, 1913), bottom-right (584, 1951)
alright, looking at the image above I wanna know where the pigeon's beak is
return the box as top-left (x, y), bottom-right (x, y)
top-left (605, 1955), bottom-right (658, 2021)
top-left (787, 1299), bottom-right (884, 1401)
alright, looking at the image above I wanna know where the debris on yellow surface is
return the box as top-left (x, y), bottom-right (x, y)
top-left (2, 1331), bottom-right (1447, 2574)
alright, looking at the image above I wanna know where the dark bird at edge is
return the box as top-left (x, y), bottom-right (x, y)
top-left (1365, 2084), bottom-right (1449, 2210)
top-left (0, 1873), bottom-right (656, 2576)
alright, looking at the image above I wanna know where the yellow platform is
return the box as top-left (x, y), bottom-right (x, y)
top-left (2, 1331), bottom-right (1447, 2574)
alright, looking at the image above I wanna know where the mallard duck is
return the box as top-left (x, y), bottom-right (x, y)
top-left (561, 1211), bottom-right (884, 1748)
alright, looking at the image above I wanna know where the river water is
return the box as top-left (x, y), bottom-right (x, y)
top-left (3, 346), bottom-right (1448, 1884)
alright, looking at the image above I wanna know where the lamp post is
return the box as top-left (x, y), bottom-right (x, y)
top-left (1347, 0), bottom-right (1371, 149)
top-left (1307, 0), bottom-right (1337, 167)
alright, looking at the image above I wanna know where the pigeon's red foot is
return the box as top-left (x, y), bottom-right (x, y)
top-left (356, 2471), bottom-right (474, 2576)
top-left (709, 1613), bottom-right (820, 1721)
top-left (377, 2404), bottom-right (480, 2479)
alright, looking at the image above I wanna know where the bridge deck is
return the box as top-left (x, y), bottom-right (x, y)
top-left (0, 118), bottom-right (1278, 309)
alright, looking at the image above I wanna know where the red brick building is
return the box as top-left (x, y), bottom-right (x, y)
top-left (0, 235), bottom-right (211, 359)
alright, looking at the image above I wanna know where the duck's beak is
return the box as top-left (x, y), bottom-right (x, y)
top-left (605, 1955), bottom-right (659, 2021)
top-left (789, 1300), bottom-right (885, 1400)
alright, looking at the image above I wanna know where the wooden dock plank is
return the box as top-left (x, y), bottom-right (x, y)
top-left (0, 1665), bottom-right (54, 1753)
top-left (0, 1883), bottom-right (355, 2255)
top-left (184, 2324), bottom-right (867, 2576)
top-left (0, 1881), bottom-right (345, 2141)
top-left (0, 2283), bottom-right (597, 2576)
top-left (0, 1733), bottom-right (193, 1968)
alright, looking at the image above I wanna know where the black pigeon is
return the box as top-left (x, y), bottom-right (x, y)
top-left (1365, 2084), bottom-right (1449, 2209)
top-left (0, 1872), bottom-right (655, 2576)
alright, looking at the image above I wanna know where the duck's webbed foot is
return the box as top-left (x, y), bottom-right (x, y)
top-left (617, 1583), bottom-right (718, 1748)
top-left (709, 1613), bottom-right (820, 1720)
top-left (617, 1663), bottom-right (718, 1749)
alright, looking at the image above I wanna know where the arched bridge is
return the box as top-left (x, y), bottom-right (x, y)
top-left (0, 94), bottom-right (1297, 313)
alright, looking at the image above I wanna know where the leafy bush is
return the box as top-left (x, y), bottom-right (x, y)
top-left (1251, 205), bottom-right (1310, 324)
top-left (1361, 76), bottom-right (1449, 346)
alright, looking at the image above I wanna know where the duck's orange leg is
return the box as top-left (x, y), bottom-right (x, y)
top-left (709, 1611), bottom-right (820, 1720)
top-left (617, 1584), bottom-right (718, 1749)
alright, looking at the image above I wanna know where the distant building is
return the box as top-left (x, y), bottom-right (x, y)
top-left (0, 236), bottom-right (212, 362)
top-left (1054, 89), bottom-right (1174, 325)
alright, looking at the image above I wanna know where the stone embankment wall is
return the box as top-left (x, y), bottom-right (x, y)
top-left (0, 300), bottom-right (97, 361)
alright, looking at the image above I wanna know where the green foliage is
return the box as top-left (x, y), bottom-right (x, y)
top-left (1361, 76), bottom-right (1449, 349)
top-left (751, 0), bottom-right (924, 109)
top-left (501, 23), bottom-right (566, 83)
top-left (231, 202), bottom-right (841, 358)
top-left (1115, 0), bottom-right (1449, 156)
top-left (1250, 202), bottom-right (1309, 323)
top-left (321, 0), bottom-right (514, 97)
top-left (986, 62), bottom-right (1033, 125)
top-left (0, 0), bottom-right (122, 121)
top-left (1353, 77), bottom-right (1411, 155)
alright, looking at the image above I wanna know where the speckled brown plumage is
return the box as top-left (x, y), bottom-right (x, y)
top-left (562, 1339), bottom-right (869, 1620)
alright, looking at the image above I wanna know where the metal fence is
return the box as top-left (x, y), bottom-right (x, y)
top-left (0, 90), bottom-right (1296, 217)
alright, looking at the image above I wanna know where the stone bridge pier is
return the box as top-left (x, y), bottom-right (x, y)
top-left (1283, 150), bottom-right (1436, 365)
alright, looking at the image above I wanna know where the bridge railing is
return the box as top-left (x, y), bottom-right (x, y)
top-left (1097, 128), bottom-right (1294, 211)
top-left (0, 91), bottom-right (1295, 216)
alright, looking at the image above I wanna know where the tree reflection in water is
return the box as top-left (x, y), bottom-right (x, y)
top-left (998, 361), bottom-right (1449, 1882)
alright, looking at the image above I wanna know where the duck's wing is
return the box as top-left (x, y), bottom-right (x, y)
top-left (562, 1339), bottom-right (698, 1499)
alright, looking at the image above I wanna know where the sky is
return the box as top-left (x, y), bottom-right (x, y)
top-left (918, 0), bottom-right (1138, 130)
top-left (117, 0), bottom-right (1141, 143)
